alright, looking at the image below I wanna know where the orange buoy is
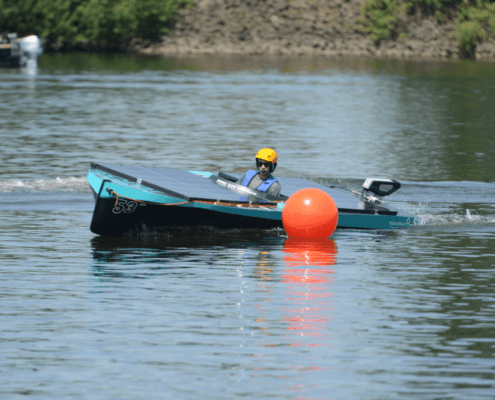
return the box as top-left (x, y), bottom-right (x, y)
top-left (282, 188), bottom-right (339, 238)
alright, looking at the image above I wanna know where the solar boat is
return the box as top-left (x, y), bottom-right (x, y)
top-left (87, 163), bottom-right (420, 236)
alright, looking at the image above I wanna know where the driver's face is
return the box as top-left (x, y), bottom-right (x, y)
top-left (257, 159), bottom-right (272, 176)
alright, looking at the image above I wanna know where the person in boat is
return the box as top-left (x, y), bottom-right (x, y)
top-left (237, 148), bottom-right (281, 196)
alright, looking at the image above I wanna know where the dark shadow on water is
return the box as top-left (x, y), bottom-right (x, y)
top-left (91, 229), bottom-right (286, 250)
top-left (90, 230), bottom-right (287, 278)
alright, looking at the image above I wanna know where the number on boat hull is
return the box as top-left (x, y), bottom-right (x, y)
top-left (112, 199), bottom-right (138, 214)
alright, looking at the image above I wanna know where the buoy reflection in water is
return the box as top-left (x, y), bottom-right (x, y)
top-left (280, 238), bottom-right (337, 395)
top-left (282, 238), bottom-right (337, 347)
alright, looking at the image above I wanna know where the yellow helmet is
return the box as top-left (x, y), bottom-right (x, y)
top-left (255, 148), bottom-right (278, 172)
top-left (255, 148), bottom-right (278, 163)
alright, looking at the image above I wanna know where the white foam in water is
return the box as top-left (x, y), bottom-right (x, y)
top-left (0, 176), bottom-right (90, 192)
top-left (419, 210), bottom-right (495, 226)
top-left (466, 209), bottom-right (480, 222)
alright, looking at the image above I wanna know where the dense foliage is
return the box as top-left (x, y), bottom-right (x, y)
top-left (457, 1), bottom-right (495, 52)
top-left (358, 0), bottom-right (495, 57)
top-left (357, 0), bottom-right (411, 42)
top-left (0, 0), bottom-right (191, 50)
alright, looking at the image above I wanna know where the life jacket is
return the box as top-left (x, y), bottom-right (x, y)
top-left (241, 170), bottom-right (278, 192)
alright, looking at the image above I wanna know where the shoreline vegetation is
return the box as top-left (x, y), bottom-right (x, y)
top-left (2, 0), bottom-right (495, 61)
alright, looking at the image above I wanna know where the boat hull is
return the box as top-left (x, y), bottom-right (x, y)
top-left (0, 46), bottom-right (20, 68)
top-left (90, 196), bottom-right (283, 236)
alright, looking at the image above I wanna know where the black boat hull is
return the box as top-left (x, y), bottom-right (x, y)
top-left (90, 196), bottom-right (282, 236)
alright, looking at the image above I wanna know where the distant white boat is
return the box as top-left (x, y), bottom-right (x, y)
top-left (0, 33), bottom-right (43, 68)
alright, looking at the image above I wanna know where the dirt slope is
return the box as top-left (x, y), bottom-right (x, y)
top-left (137, 0), bottom-right (495, 60)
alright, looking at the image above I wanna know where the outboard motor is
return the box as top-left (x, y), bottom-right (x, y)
top-left (19, 35), bottom-right (42, 67)
top-left (361, 178), bottom-right (401, 203)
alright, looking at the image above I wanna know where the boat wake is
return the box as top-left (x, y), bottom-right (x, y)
top-left (0, 177), bottom-right (90, 192)
top-left (381, 197), bottom-right (495, 228)
top-left (418, 209), bottom-right (495, 226)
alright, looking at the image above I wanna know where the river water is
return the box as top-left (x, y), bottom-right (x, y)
top-left (1, 53), bottom-right (495, 399)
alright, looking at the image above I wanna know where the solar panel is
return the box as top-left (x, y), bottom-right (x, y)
top-left (93, 164), bottom-right (393, 214)
top-left (217, 172), bottom-right (360, 210)
top-left (277, 177), bottom-right (358, 208)
top-left (219, 172), bottom-right (393, 214)
top-left (93, 164), bottom-right (274, 204)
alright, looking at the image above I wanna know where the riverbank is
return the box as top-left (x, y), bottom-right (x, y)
top-left (136, 0), bottom-right (495, 61)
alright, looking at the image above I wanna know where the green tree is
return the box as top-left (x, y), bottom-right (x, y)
top-left (0, 0), bottom-right (191, 50)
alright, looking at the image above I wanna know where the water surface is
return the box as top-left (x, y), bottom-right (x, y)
top-left (1, 53), bottom-right (495, 399)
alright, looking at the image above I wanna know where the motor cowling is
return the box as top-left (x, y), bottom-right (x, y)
top-left (362, 178), bottom-right (401, 197)
top-left (19, 35), bottom-right (42, 67)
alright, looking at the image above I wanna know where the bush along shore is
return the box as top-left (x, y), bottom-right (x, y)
top-left (0, 0), bottom-right (192, 51)
top-left (3, 0), bottom-right (495, 60)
